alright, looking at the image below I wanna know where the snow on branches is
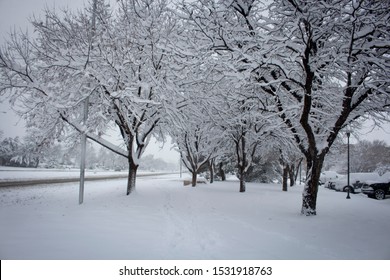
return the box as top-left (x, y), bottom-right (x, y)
top-left (1, 0), bottom-right (389, 215)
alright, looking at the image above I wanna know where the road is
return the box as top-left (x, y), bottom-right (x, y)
top-left (0, 172), bottom-right (176, 188)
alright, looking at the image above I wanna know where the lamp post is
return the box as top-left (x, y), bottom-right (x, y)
top-left (346, 131), bottom-right (351, 199)
top-left (79, 0), bottom-right (97, 204)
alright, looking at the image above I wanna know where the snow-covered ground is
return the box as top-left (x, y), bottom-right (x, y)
top-left (0, 173), bottom-right (389, 260)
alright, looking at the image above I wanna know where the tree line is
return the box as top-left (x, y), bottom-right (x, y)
top-left (0, 132), bottom-right (176, 171)
top-left (1, 0), bottom-right (389, 215)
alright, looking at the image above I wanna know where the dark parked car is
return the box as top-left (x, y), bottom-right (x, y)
top-left (361, 182), bottom-right (390, 200)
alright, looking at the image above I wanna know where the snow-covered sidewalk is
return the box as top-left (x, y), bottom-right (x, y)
top-left (0, 174), bottom-right (389, 259)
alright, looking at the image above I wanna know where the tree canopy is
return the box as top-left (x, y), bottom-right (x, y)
top-left (1, 0), bottom-right (389, 215)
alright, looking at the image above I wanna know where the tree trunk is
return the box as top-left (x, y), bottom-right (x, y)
top-left (282, 164), bottom-right (288, 191)
top-left (209, 159), bottom-right (214, 184)
top-left (289, 164), bottom-right (295, 187)
top-left (219, 162), bottom-right (226, 181)
top-left (126, 161), bottom-right (138, 195)
top-left (301, 155), bottom-right (324, 216)
top-left (239, 175), bottom-right (246, 192)
top-left (191, 171), bottom-right (197, 187)
top-left (294, 158), bottom-right (303, 184)
top-left (239, 166), bottom-right (246, 192)
top-left (236, 135), bottom-right (247, 193)
top-left (34, 158), bottom-right (40, 168)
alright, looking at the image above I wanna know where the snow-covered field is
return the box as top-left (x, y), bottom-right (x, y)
top-left (0, 173), bottom-right (389, 260)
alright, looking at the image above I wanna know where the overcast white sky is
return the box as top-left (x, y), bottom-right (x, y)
top-left (0, 0), bottom-right (389, 148)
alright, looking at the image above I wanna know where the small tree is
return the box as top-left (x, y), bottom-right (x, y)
top-left (169, 98), bottom-right (220, 187)
top-left (0, 136), bottom-right (21, 166)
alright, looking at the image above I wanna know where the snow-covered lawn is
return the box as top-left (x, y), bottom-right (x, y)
top-left (0, 174), bottom-right (389, 260)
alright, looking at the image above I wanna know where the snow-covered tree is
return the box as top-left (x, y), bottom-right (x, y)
top-left (342, 140), bottom-right (390, 173)
top-left (257, 0), bottom-right (390, 214)
top-left (178, 0), bottom-right (295, 192)
top-left (0, 136), bottom-right (22, 166)
top-left (0, 0), bottom-right (179, 194)
top-left (0, 131), bottom-right (47, 168)
top-left (220, 95), bottom-right (269, 192)
top-left (181, 0), bottom-right (390, 214)
top-left (169, 95), bottom-right (221, 186)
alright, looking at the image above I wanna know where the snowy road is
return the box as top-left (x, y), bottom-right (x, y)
top-left (0, 167), bottom-right (177, 187)
top-left (0, 174), bottom-right (389, 259)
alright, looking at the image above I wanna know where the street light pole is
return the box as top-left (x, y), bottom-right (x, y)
top-left (79, 0), bottom-right (97, 204)
top-left (179, 154), bottom-right (182, 178)
top-left (346, 131), bottom-right (351, 199)
top-left (79, 99), bottom-right (89, 205)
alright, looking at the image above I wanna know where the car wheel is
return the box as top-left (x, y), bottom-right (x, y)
top-left (343, 186), bottom-right (354, 194)
top-left (374, 189), bottom-right (385, 200)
